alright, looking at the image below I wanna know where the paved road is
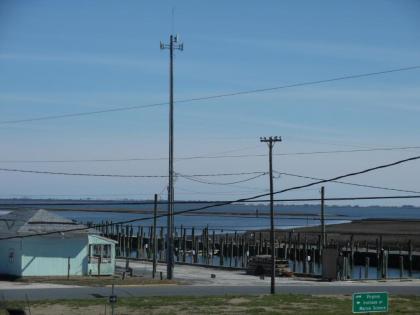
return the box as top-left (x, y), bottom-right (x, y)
top-left (2, 283), bottom-right (420, 301)
top-left (2, 261), bottom-right (420, 301)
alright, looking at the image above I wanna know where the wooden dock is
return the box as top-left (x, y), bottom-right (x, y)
top-left (89, 219), bottom-right (420, 280)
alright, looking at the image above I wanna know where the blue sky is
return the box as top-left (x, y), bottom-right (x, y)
top-left (0, 1), bottom-right (419, 205)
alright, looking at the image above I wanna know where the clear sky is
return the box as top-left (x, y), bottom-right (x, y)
top-left (0, 1), bottom-right (419, 205)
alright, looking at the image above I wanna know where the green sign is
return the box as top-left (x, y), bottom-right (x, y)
top-left (352, 292), bottom-right (388, 313)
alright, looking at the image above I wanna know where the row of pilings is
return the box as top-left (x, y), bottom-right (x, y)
top-left (89, 221), bottom-right (420, 279)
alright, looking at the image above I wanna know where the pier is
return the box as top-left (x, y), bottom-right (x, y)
top-left (90, 219), bottom-right (420, 280)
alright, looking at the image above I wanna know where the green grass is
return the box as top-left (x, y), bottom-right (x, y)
top-left (2, 294), bottom-right (420, 314)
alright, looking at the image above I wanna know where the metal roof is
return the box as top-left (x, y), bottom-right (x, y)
top-left (0, 209), bottom-right (97, 238)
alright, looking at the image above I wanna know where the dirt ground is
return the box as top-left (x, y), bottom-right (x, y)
top-left (14, 275), bottom-right (176, 287)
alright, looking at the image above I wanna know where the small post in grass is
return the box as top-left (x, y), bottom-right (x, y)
top-left (109, 282), bottom-right (117, 315)
top-left (25, 293), bottom-right (32, 315)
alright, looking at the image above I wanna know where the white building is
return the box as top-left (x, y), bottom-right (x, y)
top-left (0, 209), bottom-right (117, 277)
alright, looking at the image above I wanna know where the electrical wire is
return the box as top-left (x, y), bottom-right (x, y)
top-left (178, 171), bottom-right (265, 177)
top-left (0, 168), bottom-right (265, 179)
top-left (175, 186), bottom-right (267, 196)
top-left (0, 168), bottom-right (167, 178)
top-left (30, 212), bottom-right (348, 221)
top-left (177, 172), bottom-right (267, 186)
top-left (1, 65), bottom-right (419, 124)
top-left (176, 146), bottom-right (420, 161)
top-left (1, 194), bottom-right (420, 207)
top-left (1, 145), bottom-right (419, 163)
top-left (0, 154), bottom-right (419, 240)
top-left (275, 171), bottom-right (420, 194)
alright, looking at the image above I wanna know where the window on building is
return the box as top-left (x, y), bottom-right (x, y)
top-left (88, 244), bottom-right (112, 263)
top-left (102, 244), bottom-right (111, 263)
top-left (89, 244), bottom-right (100, 263)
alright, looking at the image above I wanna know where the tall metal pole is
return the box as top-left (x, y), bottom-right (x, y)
top-left (153, 194), bottom-right (158, 279)
top-left (260, 136), bottom-right (281, 294)
top-left (168, 34), bottom-right (174, 281)
top-left (160, 35), bottom-right (183, 280)
top-left (320, 186), bottom-right (326, 248)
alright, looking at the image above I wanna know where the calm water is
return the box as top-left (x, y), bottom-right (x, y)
top-left (55, 210), bottom-right (349, 233)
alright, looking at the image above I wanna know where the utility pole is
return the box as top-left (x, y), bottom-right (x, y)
top-left (160, 35), bottom-right (183, 280)
top-left (260, 136), bottom-right (281, 294)
top-left (152, 194), bottom-right (158, 279)
top-left (320, 186), bottom-right (326, 248)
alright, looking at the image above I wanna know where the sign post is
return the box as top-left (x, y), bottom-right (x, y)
top-left (352, 292), bottom-right (388, 313)
top-left (109, 283), bottom-right (117, 315)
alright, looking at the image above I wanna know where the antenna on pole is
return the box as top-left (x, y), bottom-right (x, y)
top-left (171, 7), bottom-right (175, 35)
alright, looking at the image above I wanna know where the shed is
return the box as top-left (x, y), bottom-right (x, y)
top-left (0, 209), bottom-right (117, 277)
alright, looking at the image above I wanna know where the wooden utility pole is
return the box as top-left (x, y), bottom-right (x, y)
top-left (260, 136), bottom-right (281, 294)
top-left (160, 35), bottom-right (183, 280)
top-left (321, 186), bottom-right (326, 249)
top-left (153, 194), bottom-right (158, 278)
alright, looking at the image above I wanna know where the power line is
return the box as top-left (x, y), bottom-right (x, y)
top-left (178, 171), bottom-right (265, 177)
top-left (0, 145), bottom-right (263, 164)
top-left (1, 65), bottom-right (420, 124)
top-left (175, 186), bottom-right (267, 196)
top-left (182, 146), bottom-right (420, 161)
top-left (275, 171), bottom-right (420, 194)
top-left (1, 154), bottom-right (419, 240)
top-left (0, 102), bottom-right (167, 124)
top-left (1, 194), bottom-right (420, 207)
top-left (0, 192), bottom-right (161, 197)
top-left (0, 190), bottom-right (261, 197)
top-left (4, 166), bottom-right (408, 197)
top-left (51, 213), bottom-right (350, 221)
top-left (1, 145), bottom-right (418, 164)
top-left (0, 168), bottom-right (168, 178)
top-left (178, 172), bottom-right (267, 186)
top-left (1, 159), bottom-right (416, 196)
top-left (265, 155), bottom-right (420, 199)
top-left (273, 146), bottom-right (420, 157)
top-left (0, 168), bottom-right (265, 179)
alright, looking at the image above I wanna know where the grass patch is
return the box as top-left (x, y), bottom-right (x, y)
top-left (2, 294), bottom-right (420, 314)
